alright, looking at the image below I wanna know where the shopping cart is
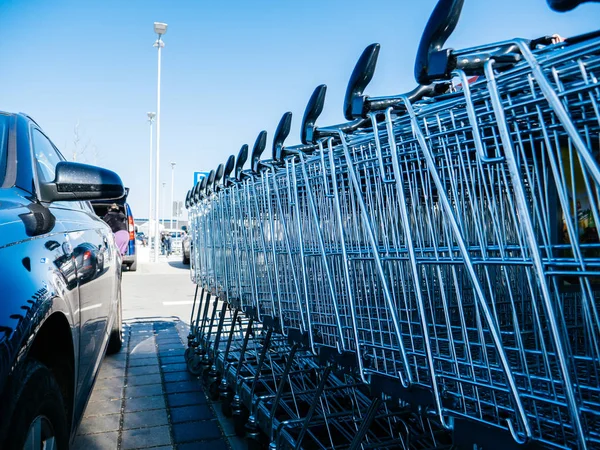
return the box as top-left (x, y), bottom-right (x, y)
top-left (183, 0), bottom-right (600, 448)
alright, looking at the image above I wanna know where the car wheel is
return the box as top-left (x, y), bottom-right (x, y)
top-left (107, 287), bottom-right (123, 354)
top-left (129, 258), bottom-right (137, 272)
top-left (3, 359), bottom-right (69, 450)
top-left (182, 248), bottom-right (190, 265)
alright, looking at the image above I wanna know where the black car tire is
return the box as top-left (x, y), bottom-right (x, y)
top-left (129, 259), bottom-right (137, 272)
top-left (182, 246), bottom-right (190, 265)
top-left (3, 359), bottom-right (69, 450)
top-left (107, 287), bottom-right (123, 354)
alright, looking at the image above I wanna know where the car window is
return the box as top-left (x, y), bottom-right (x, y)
top-left (32, 129), bottom-right (83, 210)
top-left (0, 114), bottom-right (9, 186)
top-left (32, 129), bottom-right (64, 183)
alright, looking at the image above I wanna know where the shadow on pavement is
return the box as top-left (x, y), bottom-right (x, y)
top-left (167, 260), bottom-right (189, 270)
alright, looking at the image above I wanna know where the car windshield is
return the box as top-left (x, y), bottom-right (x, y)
top-left (0, 114), bottom-right (9, 186)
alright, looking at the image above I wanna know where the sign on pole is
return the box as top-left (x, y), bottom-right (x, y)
top-left (193, 171), bottom-right (210, 186)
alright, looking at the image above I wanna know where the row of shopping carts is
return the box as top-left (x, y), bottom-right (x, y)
top-left (183, 0), bottom-right (600, 448)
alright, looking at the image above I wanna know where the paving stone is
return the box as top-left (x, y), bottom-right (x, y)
top-left (163, 371), bottom-right (195, 383)
top-left (89, 385), bottom-right (124, 403)
top-left (156, 332), bottom-right (179, 339)
top-left (129, 340), bottom-right (157, 353)
top-left (160, 355), bottom-right (184, 365)
top-left (128, 357), bottom-right (159, 367)
top-left (161, 363), bottom-right (187, 373)
top-left (121, 425), bottom-right (171, 449)
top-left (123, 408), bottom-right (169, 430)
top-left (93, 376), bottom-right (125, 390)
top-left (158, 338), bottom-right (180, 344)
top-left (178, 440), bottom-right (229, 450)
top-left (98, 366), bottom-right (126, 379)
top-left (101, 359), bottom-right (127, 369)
top-left (125, 383), bottom-right (164, 398)
top-left (98, 366), bottom-right (125, 380)
top-left (172, 420), bottom-right (223, 443)
top-left (72, 431), bottom-right (118, 449)
top-left (124, 394), bottom-right (166, 412)
top-left (164, 380), bottom-right (201, 394)
top-left (157, 340), bottom-right (182, 348)
top-left (167, 391), bottom-right (207, 408)
top-left (83, 399), bottom-right (122, 417)
top-left (128, 364), bottom-right (161, 376)
top-left (77, 414), bottom-right (120, 435)
top-left (170, 404), bottom-right (214, 424)
top-left (127, 373), bottom-right (162, 386)
top-left (158, 348), bottom-right (185, 357)
top-left (129, 350), bottom-right (158, 360)
top-left (104, 353), bottom-right (128, 362)
top-left (129, 346), bottom-right (157, 356)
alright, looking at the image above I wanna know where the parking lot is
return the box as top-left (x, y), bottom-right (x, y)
top-left (71, 248), bottom-right (236, 450)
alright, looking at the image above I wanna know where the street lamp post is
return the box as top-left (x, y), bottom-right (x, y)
top-left (152, 21), bottom-right (167, 263)
top-left (147, 112), bottom-right (156, 256)
top-left (170, 162), bottom-right (176, 229)
top-left (161, 182), bottom-right (166, 227)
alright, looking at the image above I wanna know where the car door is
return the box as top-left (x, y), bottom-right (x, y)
top-left (30, 128), bottom-right (118, 419)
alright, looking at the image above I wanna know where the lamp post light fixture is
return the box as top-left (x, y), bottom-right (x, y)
top-left (147, 112), bottom-right (156, 257)
top-left (152, 21), bottom-right (167, 263)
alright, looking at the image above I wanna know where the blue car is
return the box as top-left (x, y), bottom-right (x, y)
top-left (0, 111), bottom-right (124, 448)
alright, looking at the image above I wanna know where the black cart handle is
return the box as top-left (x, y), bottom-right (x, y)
top-left (235, 144), bottom-right (249, 181)
top-left (344, 43), bottom-right (380, 121)
top-left (547, 0), bottom-right (600, 10)
top-left (301, 85), bottom-right (327, 145)
top-left (250, 131), bottom-right (268, 174)
top-left (223, 155), bottom-right (235, 186)
top-left (414, 0), bottom-right (464, 85)
top-left (273, 112), bottom-right (293, 163)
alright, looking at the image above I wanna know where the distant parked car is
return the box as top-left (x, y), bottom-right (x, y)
top-left (0, 111), bottom-right (124, 448)
top-left (92, 189), bottom-right (137, 271)
top-left (74, 242), bottom-right (105, 282)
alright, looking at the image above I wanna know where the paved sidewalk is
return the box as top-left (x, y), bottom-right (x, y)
top-left (73, 319), bottom-right (230, 450)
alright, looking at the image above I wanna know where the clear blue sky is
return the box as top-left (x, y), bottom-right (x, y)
top-left (0, 0), bottom-right (598, 221)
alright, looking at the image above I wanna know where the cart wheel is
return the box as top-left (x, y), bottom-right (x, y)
top-left (231, 397), bottom-right (249, 436)
top-left (200, 362), bottom-right (213, 383)
top-left (221, 399), bottom-right (233, 417)
top-left (219, 383), bottom-right (234, 417)
top-left (184, 347), bottom-right (194, 363)
top-left (246, 415), bottom-right (267, 450)
top-left (208, 380), bottom-right (220, 401)
top-left (186, 354), bottom-right (203, 376)
top-left (233, 414), bottom-right (248, 437)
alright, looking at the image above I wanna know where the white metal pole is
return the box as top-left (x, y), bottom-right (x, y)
top-left (148, 114), bottom-right (154, 253)
top-left (170, 162), bottom-right (175, 229)
top-left (161, 182), bottom-right (166, 227)
top-left (153, 37), bottom-right (163, 263)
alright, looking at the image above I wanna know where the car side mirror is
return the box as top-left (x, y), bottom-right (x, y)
top-left (39, 161), bottom-right (125, 203)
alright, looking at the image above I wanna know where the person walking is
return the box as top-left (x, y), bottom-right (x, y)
top-left (160, 233), bottom-right (166, 255)
top-left (102, 204), bottom-right (129, 255)
top-left (166, 233), bottom-right (172, 256)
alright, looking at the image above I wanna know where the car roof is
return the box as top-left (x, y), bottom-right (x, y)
top-left (0, 111), bottom-right (40, 127)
